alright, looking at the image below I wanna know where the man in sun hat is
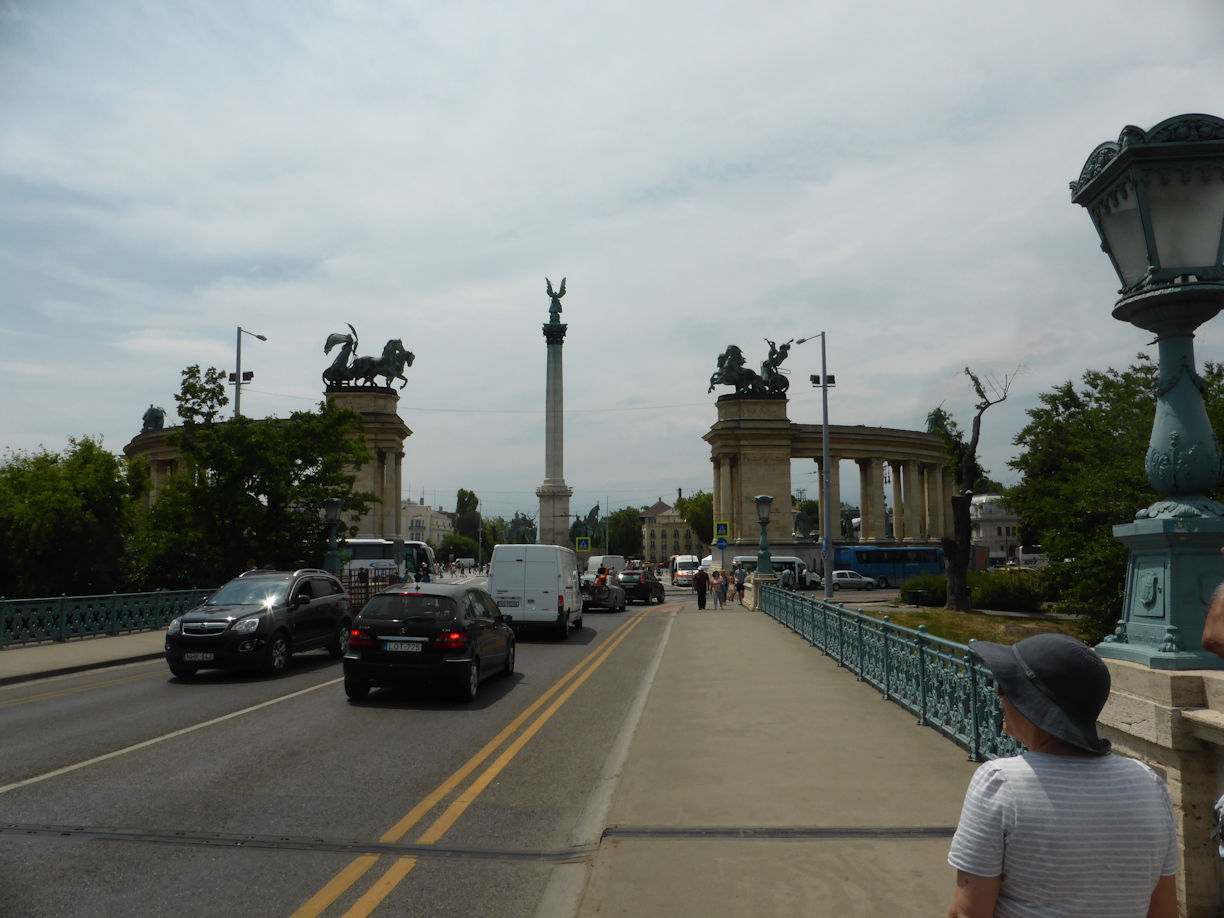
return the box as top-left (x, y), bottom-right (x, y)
top-left (946, 632), bottom-right (1179, 918)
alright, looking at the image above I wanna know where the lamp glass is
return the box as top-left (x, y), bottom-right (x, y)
top-left (754, 495), bottom-right (772, 524)
top-left (323, 498), bottom-right (342, 523)
top-left (1146, 172), bottom-right (1224, 270)
top-left (1097, 184), bottom-right (1149, 287)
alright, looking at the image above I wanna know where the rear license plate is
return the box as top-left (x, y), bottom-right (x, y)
top-left (383, 642), bottom-right (421, 652)
top-left (183, 652), bottom-right (214, 662)
top-left (497, 598), bottom-right (520, 608)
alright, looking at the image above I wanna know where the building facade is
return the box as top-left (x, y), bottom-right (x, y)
top-left (969, 494), bottom-right (1020, 565)
top-left (402, 498), bottom-right (453, 548)
top-left (641, 494), bottom-right (709, 564)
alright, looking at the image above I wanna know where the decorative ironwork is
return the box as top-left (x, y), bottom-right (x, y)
top-left (0, 589), bottom-right (215, 648)
top-left (760, 586), bottom-right (1019, 761)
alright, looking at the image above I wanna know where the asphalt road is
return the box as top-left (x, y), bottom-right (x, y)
top-left (0, 580), bottom-right (677, 918)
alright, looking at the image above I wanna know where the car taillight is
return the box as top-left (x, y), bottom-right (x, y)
top-left (349, 629), bottom-right (373, 648)
top-left (557, 595), bottom-right (565, 613)
top-left (432, 631), bottom-right (468, 650)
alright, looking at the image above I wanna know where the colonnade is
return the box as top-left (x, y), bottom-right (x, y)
top-left (815, 456), bottom-right (952, 542)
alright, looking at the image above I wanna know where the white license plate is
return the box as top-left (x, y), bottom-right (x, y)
top-left (183, 652), bottom-right (214, 662)
top-left (383, 642), bottom-right (421, 653)
top-left (497, 598), bottom-right (520, 607)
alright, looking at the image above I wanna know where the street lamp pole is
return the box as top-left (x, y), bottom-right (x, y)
top-left (233, 326), bottom-right (267, 418)
top-left (322, 498), bottom-right (343, 576)
top-left (801, 332), bottom-right (837, 601)
top-left (1071, 113), bottom-right (1224, 669)
top-left (754, 494), bottom-right (774, 575)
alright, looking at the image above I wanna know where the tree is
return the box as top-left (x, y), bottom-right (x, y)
top-left (607, 506), bottom-right (645, 557)
top-left (674, 491), bottom-right (713, 545)
top-left (0, 437), bottom-right (149, 597)
top-left (928, 367), bottom-right (1015, 612)
top-left (1006, 355), bottom-right (1224, 638)
top-left (132, 366), bottom-right (373, 588)
top-left (454, 489), bottom-right (481, 542)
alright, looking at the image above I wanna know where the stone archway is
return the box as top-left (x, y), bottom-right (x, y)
top-left (704, 396), bottom-right (954, 559)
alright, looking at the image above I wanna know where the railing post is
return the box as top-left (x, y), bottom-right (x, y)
top-left (916, 625), bottom-right (929, 726)
top-left (57, 593), bottom-right (67, 643)
top-left (0, 596), bottom-right (6, 648)
top-left (107, 591), bottom-right (118, 636)
top-left (855, 615), bottom-right (864, 680)
top-left (882, 616), bottom-right (891, 700)
top-left (967, 648), bottom-right (983, 762)
top-left (836, 609), bottom-right (845, 667)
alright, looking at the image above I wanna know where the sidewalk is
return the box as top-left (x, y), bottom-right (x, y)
top-left (0, 629), bottom-right (166, 686)
top-left (571, 600), bottom-right (979, 917)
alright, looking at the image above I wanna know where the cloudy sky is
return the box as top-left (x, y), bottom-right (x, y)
top-left (4, 0), bottom-right (1224, 523)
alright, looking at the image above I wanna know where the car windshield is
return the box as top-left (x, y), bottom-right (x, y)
top-left (206, 577), bottom-right (289, 607)
top-left (620, 573), bottom-right (641, 582)
top-left (677, 561), bottom-right (698, 571)
top-left (361, 593), bottom-right (458, 621)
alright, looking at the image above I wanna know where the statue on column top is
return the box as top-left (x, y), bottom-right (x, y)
top-left (546, 276), bottom-right (566, 324)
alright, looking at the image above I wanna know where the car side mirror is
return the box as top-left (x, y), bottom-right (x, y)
top-left (294, 594), bottom-right (311, 606)
top-left (500, 613), bottom-right (513, 624)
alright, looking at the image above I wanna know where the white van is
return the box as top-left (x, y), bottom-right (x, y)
top-left (732, 555), bottom-right (817, 589)
top-left (670, 554), bottom-right (700, 586)
top-left (586, 555), bottom-right (626, 576)
top-left (488, 544), bottom-right (582, 638)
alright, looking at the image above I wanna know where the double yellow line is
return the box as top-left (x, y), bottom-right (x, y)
top-left (292, 608), bottom-right (654, 918)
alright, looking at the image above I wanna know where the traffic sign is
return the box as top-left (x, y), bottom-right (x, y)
top-left (821, 549), bottom-right (828, 560)
top-left (715, 521), bottom-right (730, 538)
top-left (716, 538), bottom-right (727, 550)
top-left (576, 537), bottom-right (591, 551)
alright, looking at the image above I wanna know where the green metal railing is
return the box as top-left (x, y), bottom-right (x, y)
top-left (760, 586), bottom-right (1019, 761)
top-left (0, 589), bottom-right (216, 649)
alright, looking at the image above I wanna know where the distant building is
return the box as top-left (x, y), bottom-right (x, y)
top-left (402, 497), bottom-right (453, 548)
top-left (640, 491), bottom-right (708, 564)
top-left (969, 494), bottom-right (1020, 565)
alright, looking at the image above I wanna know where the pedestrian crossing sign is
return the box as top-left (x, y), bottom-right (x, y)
top-left (715, 521), bottom-right (730, 538)
top-left (575, 536), bottom-right (591, 551)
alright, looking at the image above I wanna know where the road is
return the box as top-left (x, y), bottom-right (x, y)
top-left (0, 578), bottom-right (675, 918)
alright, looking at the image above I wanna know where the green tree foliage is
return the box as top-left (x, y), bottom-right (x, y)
top-left (438, 533), bottom-right (479, 563)
top-left (0, 437), bottom-right (149, 597)
top-left (454, 489), bottom-right (481, 542)
top-left (607, 506), bottom-right (645, 557)
top-left (674, 491), bottom-right (713, 544)
top-left (1005, 355), bottom-right (1224, 639)
top-left (132, 367), bottom-right (373, 588)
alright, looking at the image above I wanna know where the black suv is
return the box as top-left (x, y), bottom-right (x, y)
top-left (165, 569), bottom-right (353, 678)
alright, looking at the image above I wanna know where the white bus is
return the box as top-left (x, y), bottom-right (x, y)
top-left (341, 538), bottom-right (434, 579)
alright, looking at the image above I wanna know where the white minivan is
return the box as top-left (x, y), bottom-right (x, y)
top-left (488, 544), bottom-right (582, 639)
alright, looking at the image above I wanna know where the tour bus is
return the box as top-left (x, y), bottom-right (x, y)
top-left (832, 545), bottom-right (944, 588)
top-left (341, 538), bottom-right (434, 580)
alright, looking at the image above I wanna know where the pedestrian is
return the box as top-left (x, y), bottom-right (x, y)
top-left (780, 566), bottom-right (795, 591)
top-left (734, 563), bottom-right (747, 605)
top-left (692, 567), bottom-right (710, 610)
top-left (710, 571), bottom-right (723, 609)
top-left (417, 563), bottom-right (431, 583)
top-left (947, 633), bottom-right (1178, 918)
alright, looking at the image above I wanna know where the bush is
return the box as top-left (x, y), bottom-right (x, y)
top-left (900, 574), bottom-right (946, 606)
top-left (968, 570), bottom-right (1043, 615)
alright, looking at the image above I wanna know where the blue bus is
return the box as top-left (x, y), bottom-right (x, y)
top-left (833, 545), bottom-right (944, 588)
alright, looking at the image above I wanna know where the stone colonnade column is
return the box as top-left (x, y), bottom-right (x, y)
top-left (901, 461), bottom-right (921, 540)
top-left (817, 458), bottom-right (841, 540)
top-left (857, 459), bottom-right (887, 541)
top-left (890, 462), bottom-right (904, 541)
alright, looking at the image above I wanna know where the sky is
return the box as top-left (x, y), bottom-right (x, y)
top-left (4, 0), bottom-right (1224, 524)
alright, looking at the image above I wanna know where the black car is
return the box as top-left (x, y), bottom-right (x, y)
top-left (165, 569), bottom-right (353, 678)
top-left (343, 582), bottom-right (515, 703)
top-left (618, 569), bottom-right (665, 604)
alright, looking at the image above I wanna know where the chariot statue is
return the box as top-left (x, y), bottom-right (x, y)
top-left (141, 404), bottom-right (166, 432)
top-left (708, 339), bottom-right (793, 396)
top-left (323, 324), bottom-right (415, 389)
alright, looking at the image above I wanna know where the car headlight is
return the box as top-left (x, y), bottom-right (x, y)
top-left (167, 618), bottom-right (182, 636)
top-left (230, 617), bottom-right (261, 634)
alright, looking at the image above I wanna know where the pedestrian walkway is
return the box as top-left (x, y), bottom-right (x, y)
top-left (0, 629), bottom-right (165, 685)
top-left (571, 601), bottom-right (978, 918)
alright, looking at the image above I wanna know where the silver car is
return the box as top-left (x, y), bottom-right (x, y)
top-left (831, 570), bottom-right (875, 591)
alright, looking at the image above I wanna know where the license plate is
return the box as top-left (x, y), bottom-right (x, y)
top-left (383, 642), bottom-right (421, 653)
top-left (183, 652), bottom-right (214, 662)
top-left (497, 598), bottom-right (520, 607)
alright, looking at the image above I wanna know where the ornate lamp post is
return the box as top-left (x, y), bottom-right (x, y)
top-left (322, 498), bottom-right (343, 576)
top-left (754, 494), bottom-right (774, 575)
top-left (1071, 113), bottom-right (1224, 669)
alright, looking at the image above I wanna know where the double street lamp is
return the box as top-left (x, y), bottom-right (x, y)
top-left (801, 331), bottom-right (837, 602)
top-left (1071, 113), bottom-right (1224, 669)
top-left (232, 326), bottom-right (267, 418)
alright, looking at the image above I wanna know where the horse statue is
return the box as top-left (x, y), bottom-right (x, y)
top-left (349, 339), bottom-right (415, 389)
top-left (708, 344), bottom-right (763, 395)
top-left (322, 324), bottom-right (359, 387)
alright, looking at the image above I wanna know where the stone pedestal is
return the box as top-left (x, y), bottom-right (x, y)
top-left (326, 387), bottom-right (411, 539)
top-left (745, 573), bottom-right (779, 611)
top-left (705, 396), bottom-right (793, 546)
top-left (1100, 661), bottom-right (1224, 917)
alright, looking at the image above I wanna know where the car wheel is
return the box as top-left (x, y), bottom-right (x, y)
top-left (264, 633), bottom-right (290, 677)
top-left (618, 596), bottom-right (626, 612)
top-left (168, 660), bottom-right (197, 679)
top-left (556, 615), bottom-right (569, 640)
top-left (327, 619), bottom-right (351, 658)
top-left (581, 601), bottom-right (590, 613)
top-left (344, 674), bottom-right (370, 701)
top-left (501, 640), bottom-right (515, 677)
top-left (457, 657), bottom-right (480, 702)
top-left (876, 578), bottom-right (889, 589)
top-left (833, 582), bottom-right (840, 591)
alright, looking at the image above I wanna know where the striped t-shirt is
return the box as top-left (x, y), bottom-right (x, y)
top-left (948, 752), bottom-right (1178, 918)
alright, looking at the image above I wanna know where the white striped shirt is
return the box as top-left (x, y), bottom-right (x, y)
top-left (948, 752), bottom-right (1178, 918)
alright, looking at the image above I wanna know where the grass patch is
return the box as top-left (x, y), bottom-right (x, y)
top-left (862, 607), bottom-right (1088, 647)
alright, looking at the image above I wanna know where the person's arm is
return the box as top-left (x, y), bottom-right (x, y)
top-left (1204, 579), bottom-right (1224, 658)
top-left (948, 870), bottom-right (1000, 918)
top-left (1146, 874), bottom-right (1177, 918)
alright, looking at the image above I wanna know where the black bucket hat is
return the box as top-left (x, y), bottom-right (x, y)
top-left (971, 633), bottom-right (1112, 755)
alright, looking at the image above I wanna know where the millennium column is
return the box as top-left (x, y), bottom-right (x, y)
top-left (536, 278), bottom-right (573, 547)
